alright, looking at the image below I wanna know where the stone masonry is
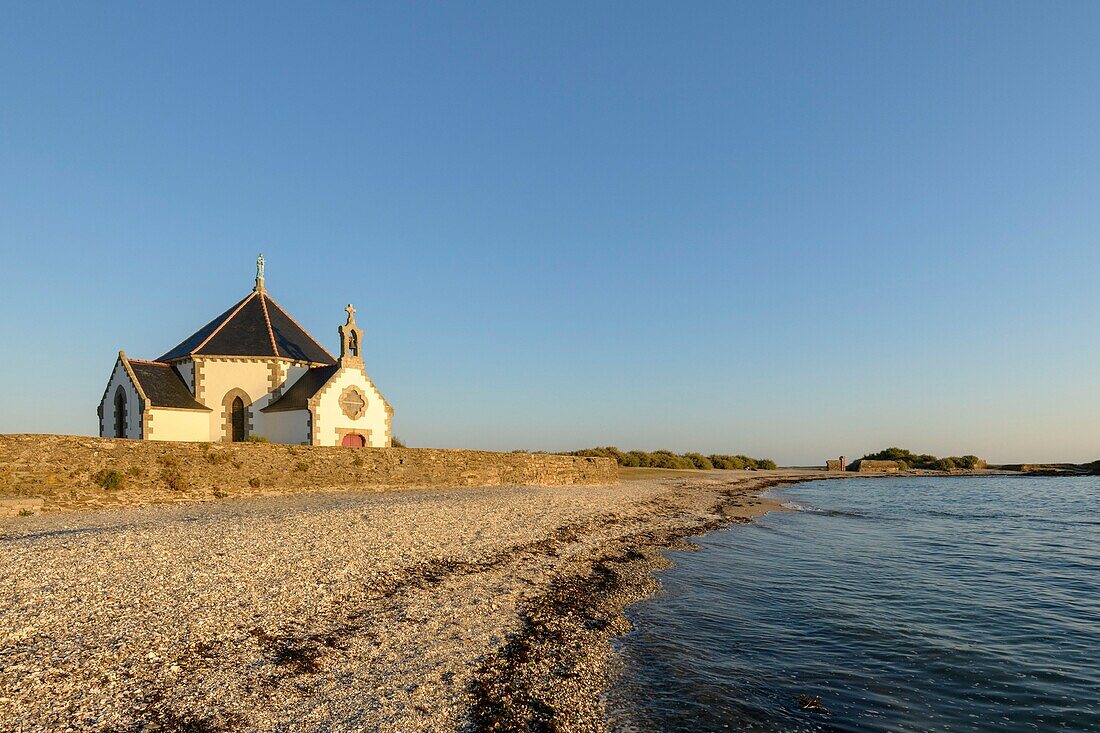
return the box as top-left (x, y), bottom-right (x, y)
top-left (0, 435), bottom-right (618, 515)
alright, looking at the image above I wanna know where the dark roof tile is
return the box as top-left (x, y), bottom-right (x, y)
top-left (129, 361), bottom-right (211, 411)
top-left (261, 365), bottom-right (340, 412)
top-left (264, 295), bottom-right (335, 364)
top-left (200, 294), bottom-right (276, 357)
top-left (156, 290), bottom-right (335, 364)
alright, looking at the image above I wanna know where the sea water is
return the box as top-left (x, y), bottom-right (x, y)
top-left (607, 476), bottom-right (1100, 732)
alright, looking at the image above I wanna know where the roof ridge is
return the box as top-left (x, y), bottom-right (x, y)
top-left (191, 291), bottom-right (257, 355)
top-left (263, 293), bottom-right (336, 363)
top-left (128, 358), bottom-right (170, 366)
top-left (258, 291), bottom-right (280, 357)
top-left (118, 352), bottom-right (150, 403)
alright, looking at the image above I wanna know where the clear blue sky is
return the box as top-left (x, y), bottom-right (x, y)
top-left (2, 2), bottom-right (1098, 464)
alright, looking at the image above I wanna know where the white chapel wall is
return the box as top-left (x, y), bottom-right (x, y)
top-left (172, 359), bottom-right (194, 393)
top-left (99, 360), bottom-right (143, 439)
top-left (282, 364), bottom-right (310, 391)
top-left (311, 367), bottom-right (390, 447)
top-left (198, 359), bottom-right (273, 440)
top-left (147, 408), bottom-right (209, 442)
top-left (196, 359), bottom-right (312, 442)
top-left (263, 410), bottom-right (310, 445)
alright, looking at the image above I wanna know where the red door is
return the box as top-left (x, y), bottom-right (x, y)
top-left (341, 433), bottom-right (366, 447)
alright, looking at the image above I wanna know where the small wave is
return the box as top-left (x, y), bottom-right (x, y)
top-left (782, 502), bottom-right (873, 519)
top-left (926, 509), bottom-right (1037, 520)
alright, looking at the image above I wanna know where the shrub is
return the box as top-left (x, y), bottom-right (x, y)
top-left (563, 447), bottom-right (775, 471)
top-left (392, 436), bottom-right (407, 448)
top-left (295, 461), bottom-right (309, 472)
top-left (648, 451), bottom-right (695, 470)
top-left (160, 468), bottom-right (187, 492)
top-left (856, 448), bottom-right (985, 472)
top-left (207, 451), bottom-right (231, 465)
top-left (213, 488), bottom-right (229, 499)
top-left (352, 455), bottom-right (364, 468)
top-left (93, 469), bottom-right (125, 491)
top-left (245, 435), bottom-right (269, 443)
top-left (683, 452), bottom-right (714, 470)
top-left (156, 454), bottom-right (179, 468)
top-left (248, 477), bottom-right (261, 488)
top-left (17, 508), bottom-right (33, 517)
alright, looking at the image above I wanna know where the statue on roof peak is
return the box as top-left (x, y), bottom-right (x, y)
top-left (255, 253), bottom-right (266, 291)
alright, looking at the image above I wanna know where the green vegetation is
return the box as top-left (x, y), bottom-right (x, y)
top-left (248, 477), bottom-right (262, 488)
top-left (93, 468), bottom-right (125, 491)
top-left (295, 461), bottom-right (309, 472)
top-left (852, 448), bottom-right (986, 471)
top-left (563, 447), bottom-right (776, 471)
top-left (392, 436), bottom-right (407, 448)
top-left (207, 451), bottom-right (231, 465)
top-left (17, 508), bottom-right (34, 517)
top-left (245, 435), bottom-right (269, 443)
top-left (159, 468), bottom-right (187, 492)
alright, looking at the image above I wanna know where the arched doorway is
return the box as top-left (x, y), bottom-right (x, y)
top-left (230, 396), bottom-right (246, 442)
top-left (114, 387), bottom-right (127, 439)
top-left (341, 433), bottom-right (366, 448)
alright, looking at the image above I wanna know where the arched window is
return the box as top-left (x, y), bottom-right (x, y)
top-left (114, 387), bottom-right (127, 439)
top-left (230, 396), bottom-right (246, 442)
top-left (221, 389), bottom-right (252, 442)
top-left (349, 332), bottom-right (359, 357)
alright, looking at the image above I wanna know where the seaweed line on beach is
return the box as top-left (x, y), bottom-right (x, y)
top-left (466, 476), bottom-right (820, 733)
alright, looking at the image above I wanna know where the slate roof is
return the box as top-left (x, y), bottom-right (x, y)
top-left (157, 290), bottom-right (335, 364)
top-left (261, 365), bottom-right (340, 412)
top-left (128, 360), bottom-right (211, 411)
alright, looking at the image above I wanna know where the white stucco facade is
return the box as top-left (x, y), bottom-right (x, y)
top-left (262, 409), bottom-right (310, 446)
top-left (196, 358), bottom-right (276, 441)
top-left (146, 407), bottom-right (210, 442)
top-left (174, 360), bottom-right (194, 393)
top-left (310, 366), bottom-right (391, 447)
top-left (98, 357), bottom-right (144, 439)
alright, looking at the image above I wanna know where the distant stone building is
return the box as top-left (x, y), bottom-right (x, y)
top-left (826, 456), bottom-right (846, 472)
top-left (97, 256), bottom-right (393, 447)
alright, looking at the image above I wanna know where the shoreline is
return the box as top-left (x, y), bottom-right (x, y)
top-left (466, 472), bottom-right (838, 732)
top-left (0, 469), bottom-right (947, 731)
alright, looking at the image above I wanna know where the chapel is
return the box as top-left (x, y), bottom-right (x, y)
top-left (97, 256), bottom-right (393, 447)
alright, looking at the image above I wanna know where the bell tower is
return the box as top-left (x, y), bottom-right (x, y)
top-left (338, 304), bottom-right (364, 367)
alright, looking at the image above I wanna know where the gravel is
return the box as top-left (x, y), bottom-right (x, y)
top-left (0, 471), bottom-right (829, 732)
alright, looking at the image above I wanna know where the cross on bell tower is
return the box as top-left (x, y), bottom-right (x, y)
top-left (338, 303), bottom-right (364, 366)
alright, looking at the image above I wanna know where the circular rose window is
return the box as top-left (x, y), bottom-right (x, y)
top-left (339, 386), bottom-right (366, 420)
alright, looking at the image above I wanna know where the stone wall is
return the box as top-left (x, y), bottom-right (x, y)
top-left (0, 435), bottom-right (618, 515)
top-left (855, 459), bottom-right (903, 473)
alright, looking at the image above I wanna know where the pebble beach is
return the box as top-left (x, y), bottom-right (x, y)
top-left (0, 470), bottom-right (832, 732)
